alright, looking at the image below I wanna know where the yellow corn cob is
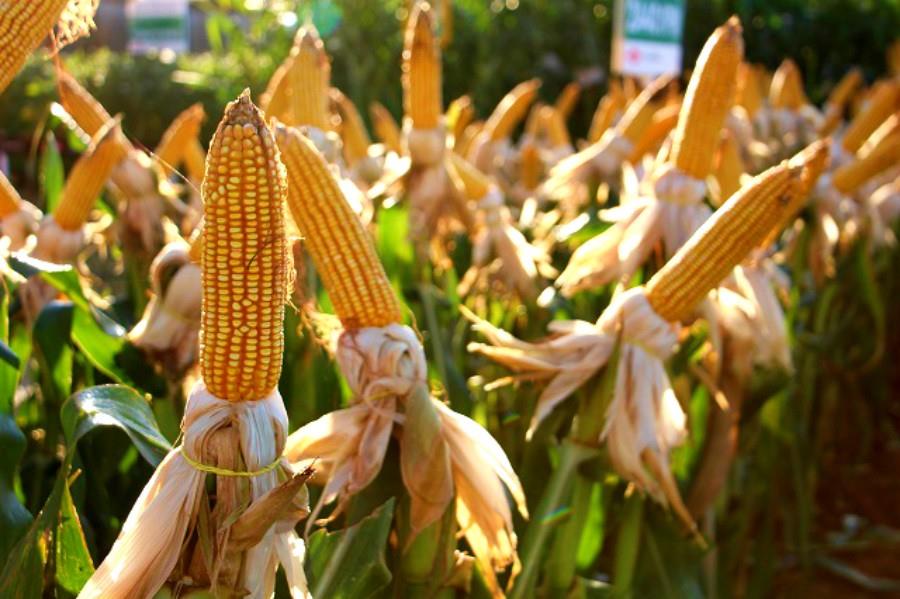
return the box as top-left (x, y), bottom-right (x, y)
top-left (288, 26), bottom-right (331, 130)
top-left (770, 59), bottom-right (807, 109)
top-left (0, 171), bottom-right (22, 218)
top-left (519, 142), bottom-right (541, 190)
top-left (0, 0), bottom-right (70, 93)
top-left (833, 133), bottom-right (900, 194)
top-left (623, 77), bottom-right (638, 103)
top-left (446, 95), bottom-right (474, 142)
top-left (57, 69), bottom-right (134, 155)
top-left (331, 88), bottom-right (371, 165)
top-left (200, 91), bottom-right (290, 402)
top-left (54, 118), bottom-right (128, 231)
top-left (483, 78), bottom-right (541, 141)
top-left (403, 2), bottom-right (442, 129)
top-left (646, 158), bottom-right (809, 322)
top-left (184, 138), bottom-right (207, 183)
top-left (260, 28), bottom-right (301, 122)
top-left (524, 103), bottom-right (546, 139)
top-left (862, 111), bottom-right (899, 156)
top-left (820, 68), bottom-right (864, 135)
top-left (541, 106), bottom-right (571, 147)
top-left (370, 102), bottom-right (403, 153)
top-left (456, 120), bottom-right (483, 157)
top-left (446, 151), bottom-right (491, 200)
top-left (155, 103), bottom-right (205, 173)
top-left (274, 123), bottom-right (402, 329)
top-left (587, 85), bottom-right (623, 143)
top-left (842, 81), bottom-right (899, 154)
top-left (670, 17), bottom-right (744, 180)
top-left (628, 103), bottom-right (680, 163)
top-left (736, 63), bottom-right (763, 117)
top-left (616, 75), bottom-right (672, 144)
top-left (711, 130), bottom-right (745, 205)
top-left (554, 82), bottom-right (581, 120)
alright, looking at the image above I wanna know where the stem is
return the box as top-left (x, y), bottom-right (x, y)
top-left (509, 440), bottom-right (597, 599)
top-left (612, 494), bottom-right (644, 598)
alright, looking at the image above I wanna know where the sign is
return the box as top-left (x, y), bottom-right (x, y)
top-left (612, 0), bottom-right (685, 78)
top-left (127, 0), bottom-right (190, 55)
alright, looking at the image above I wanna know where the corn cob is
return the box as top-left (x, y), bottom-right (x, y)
top-left (588, 84), bottom-right (623, 143)
top-left (554, 82), bottom-right (582, 120)
top-left (616, 75), bottom-right (672, 144)
top-left (331, 88), bottom-right (371, 165)
top-left (0, 0), bottom-right (70, 93)
top-left (646, 159), bottom-right (808, 322)
top-left (0, 171), bottom-right (23, 218)
top-left (370, 102), bottom-right (403, 153)
top-left (623, 77), bottom-right (638, 103)
top-left (155, 103), bottom-right (205, 173)
top-left (862, 111), bottom-right (899, 156)
top-left (670, 17), bottom-right (744, 180)
top-left (446, 151), bottom-right (490, 200)
top-left (736, 63), bottom-right (763, 117)
top-left (712, 129), bottom-right (745, 205)
top-left (57, 69), bottom-right (134, 155)
top-left (274, 123), bottom-right (402, 329)
top-left (403, 2), bottom-right (442, 129)
top-left (820, 67), bottom-right (863, 135)
top-left (446, 95), bottom-right (474, 142)
top-left (260, 40), bottom-right (296, 121)
top-left (628, 103), bottom-right (680, 163)
top-left (542, 106), bottom-right (571, 147)
top-left (841, 81), bottom-right (899, 154)
top-left (53, 118), bottom-right (128, 231)
top-left (199, 91), bottom-right (290, 402)
top-left (455, 120), bottom-right (483, 157)
top-left (288, 26), bottom-right (331, 130)
top-left (524, 102), bottom-right (545, 140)
top-left (769, 59), bottom-right (807, 109)
top-left (833, 133), bottom-right (900, 194)
top-left (483, 78), bottom-right (541, 141)
top-left (519, 142), bottom-right (541, 190)
top-left (184, 138), bottom-right (207, 183)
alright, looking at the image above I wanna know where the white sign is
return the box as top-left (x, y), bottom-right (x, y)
top-left (127, 0), bottom-right (190, 55)
top-left (612, 0), bottom-right (685, 78)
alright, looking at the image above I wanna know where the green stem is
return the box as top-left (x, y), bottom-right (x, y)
top-left (613, 494), bottom-right (644, 598)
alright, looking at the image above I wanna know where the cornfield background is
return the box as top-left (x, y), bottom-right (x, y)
top-left (0, 1), bottom-right (899, 598)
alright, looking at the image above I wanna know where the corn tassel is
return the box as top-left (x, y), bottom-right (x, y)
top-left (288, 26), bottom-right (331, 130)
top-left (370, 102), bottom-right (403, 153)
top-left (53, 118), bottom-right (128, 231)
top-left (833, 133), bottom-right (900, 194)
top-left (769, 59), bottom-right (807, 109)
top-left (587, 84), bottom-right (624, 143)
top-left (155, 103), bottom-right (205, 174)
top-left (841, 81), bottom-right (899, 154)
top-left (403, 2), bottom-right (442, 130)
top-left (331, 88), bottom-right (371, 165)
top-left (0, 0), bottom-right (70, 93)
top-left (554, 81), bottom-right (581, 120)
top-left (629, 103), bottom-right (680, 163)
top-left (274, 123), bottom-right (402, 329)
top-left (670, 17), bottom-right (744, 180)
top-left (820, 67), bottom-right (863, 135)
top-left (646, 156), bottom-right (816, 322)
top-left (483, 78), bottom-right (541, 141)
top-left (0, 171), bottom-right (23, 218)
top-left (199, 91), bottom-right (290, 402)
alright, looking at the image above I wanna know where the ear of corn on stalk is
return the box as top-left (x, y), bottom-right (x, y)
top-left (446, 94), bottom-right (474, 143)
top-left (588, 82), bottom-right (624, 143)
top-left (554, 81), bottom-right (581, 120)
top-left (274, 123), bottom-right (403, 329)
top-left (629, 103), bottom-right (681, 163)
top-left (712, 129), bottom-right (746, 205)
top-left (288, 25), bottom-right (332, 130)
top-left (769, 59), bottom-right (807, 109)
top-left (370, 101), bottom-right (403, 153)
top-left (736, 63), bottom-right (763, 117)
top-left (670, 16), bottom-right (744, 180)
top-left (154, 103), bottom-right (206, 174)
top-left (200, 91), bottom-right (291, 402)
top-left (841, 80), bottom-right (899, 154)
top-left (331, 88), bottom-right (372, 165)
top-left (616, 74), bottom-right (672, 144)
top-left (403, 2), bottom-right (443, 130)
top-left (0, 0), bottom-right (71, 94)
top-left (833, 132), bottom-right (900, 194)
top-left (483, 79), bottom-right (541, 141)
top-left (53, 117), bottom-right (128, 231)
top-left (820, 67), bottom-right (863, 135)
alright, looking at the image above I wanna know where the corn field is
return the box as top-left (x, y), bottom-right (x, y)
top-left (1, 2), bottom-right (899, 598)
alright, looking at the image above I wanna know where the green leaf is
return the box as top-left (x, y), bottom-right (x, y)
top-left (0, 415), bottom-right (32, 568)
top-left (0, 280), bottom-right (21, 415)
top-left (33, 301), bottom-right (75, 407)
top-left (61, 385), bottom-right (171, 466)
top-left (55, 482), bottom-right (94, 593)
top-left (307, 498), bottom-right (395, 599)
top-left (40, 132), bottom-right (64, 213)
top-left (576, 482), bottom-right (605, 569)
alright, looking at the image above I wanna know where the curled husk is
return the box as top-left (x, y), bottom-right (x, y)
top-left (0, 202), bottom-right (41, 251)
top-left (78, 382), bottom-right (311, 599)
